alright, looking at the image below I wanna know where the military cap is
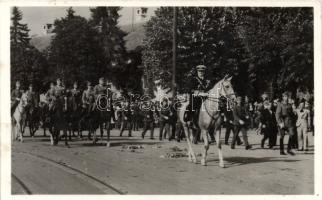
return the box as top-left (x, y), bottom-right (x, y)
top-left (87, 81), bottom-right (92, 86)
top-left (99, 77), bottom-right (105, 81)
top-left (282, 91), bottom-right (289, 97)
top-left (196, 65), bottom-right (207, 71)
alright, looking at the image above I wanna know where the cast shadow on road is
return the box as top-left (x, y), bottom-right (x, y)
top-left (206, 156), bottom-right (301, 168)
top-left (79, 140), bottom-right (163, 147)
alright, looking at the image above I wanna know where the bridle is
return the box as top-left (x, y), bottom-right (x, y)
top-left (202, 80), bottom-right (236, 119)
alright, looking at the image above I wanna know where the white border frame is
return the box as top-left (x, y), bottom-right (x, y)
top-left (1, 1), bottom-right (321, 200)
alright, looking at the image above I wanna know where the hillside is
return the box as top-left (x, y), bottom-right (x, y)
top-left (30, 23), bottom-right (146, 52)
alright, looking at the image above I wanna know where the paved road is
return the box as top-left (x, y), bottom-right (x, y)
top-left (11, 128), bottom-right (314, 195)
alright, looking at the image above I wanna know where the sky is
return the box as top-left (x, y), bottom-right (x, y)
top-left (18, 7), bottom-right (156, 36)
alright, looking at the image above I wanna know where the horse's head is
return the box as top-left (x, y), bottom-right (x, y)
top-left (217, 75), bottom-right (236, 103)
top-left (20, 93), bottom-right (29, 108)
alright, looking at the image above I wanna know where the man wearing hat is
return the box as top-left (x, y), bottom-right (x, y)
top-left (54, 78), bottom-right (66, 98)
top-left (231, 96), bottom-right (252, 150)
top-left (70, 81), bottom-right (82, 103)
top-left (94, 77), bottom-right (107, 99)
top-left (45, 82), bottom-right (56, 103)
top-left (82, 81), bottom-right (95, 108)
top-left (259, 100), bottom-right (278, 149)
top-left (275, 91), bottom-right (297, 155)
top-left (25, 84), bottom-right (38, 107)
top-left (11, 81), bottom-right (24, 115)
top-left (184, 65), bottom-right (211, 128)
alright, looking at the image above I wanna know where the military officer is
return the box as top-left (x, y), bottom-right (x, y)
top-left (46, 82), bottom-right (56, 102)
top-left (119, 100), bottom-right (133, 137)
top-left (275, 92), bottom-right (297, 155)
top-left (141, 101), bottom-right (155, 139)
top-left (82, 81), bottom-right (95, 108)
top-left (231, 96), bottom-right (252, 150)
top-left (11, 81), bottom-right (24, 115)
top-left (25, 84), bottom-right (38, 107)
top-left (184, 65), bottom-right (211, 128)
top-left (70, 81), bottom-right (82, 103)
top-left (54, 78), bottom-right (66, 98)
top-left (94, 77), bottom-right (107, 98)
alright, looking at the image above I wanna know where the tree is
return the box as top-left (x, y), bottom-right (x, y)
top-left (11, 7), bottom-right (47, 90)
top-left (142, 7), bottom-right (247, 95)
top-left (48, 7), bottom-right (105, 86)
top-left (142, 7), bottom-right (313, 99)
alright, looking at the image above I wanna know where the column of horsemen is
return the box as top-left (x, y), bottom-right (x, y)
top-left (11, 64), bottom-right (314, 156)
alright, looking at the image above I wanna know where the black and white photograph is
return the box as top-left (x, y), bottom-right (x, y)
top-left (1, 0), bottom-right (321, 197)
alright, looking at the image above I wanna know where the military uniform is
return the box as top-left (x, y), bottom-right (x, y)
top-left (275, 101), bottom-right (297, 154)
top-left (159, 104), bottom-right (171, 140)
top-left (46, 88), bottom-right (56, 102)
top-left (119, 103), bottom-right (132, 137)
top-left (231, 100), bottom-right (252, 150)
top-left (184, 66), bottom-right (211, 125)
top-left (54, 85), bottom-right (66, 97)
top-left (25, 90), bottom-right (38, 107)
top-left (141, 109), bottom-right (154, 139)
top-left (82, 88), bottom-right (95, 107)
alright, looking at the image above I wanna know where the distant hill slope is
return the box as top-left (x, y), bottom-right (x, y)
top-left (30, 23), bottom-right (146, 52)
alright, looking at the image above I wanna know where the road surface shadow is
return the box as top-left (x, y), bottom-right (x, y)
top-left (206, 156), bottom-right (301, 168)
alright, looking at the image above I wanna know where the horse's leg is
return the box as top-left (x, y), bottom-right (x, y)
top-left (16, 120), bottom-right (23, 142)
top-left (106, 122), bottom-right (110, 147)
top-left (64, 128), bottom-right (70, 148)
top-left (215, 128), bottom-right (225, 168)
top-left (200, 129), bottom-right (209, 166)
top-left (50, 131), bottom-right (54, 146)
top-left (183, 124), bottom-right (197, 163)
top-left (100, 121), bottom-right (104, 140)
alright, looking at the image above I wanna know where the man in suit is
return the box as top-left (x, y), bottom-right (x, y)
top-left (275, 92), bottom-right (297, 155)
top-left (231, 96), bottom-right (252, 150)
top-left (295, 100), bottom-right (311, 151)
top-left (259, 101), bottom-right (278, 149)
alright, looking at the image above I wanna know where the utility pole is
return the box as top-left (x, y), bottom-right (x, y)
top-left (172, 7), bottom-right (178, 99)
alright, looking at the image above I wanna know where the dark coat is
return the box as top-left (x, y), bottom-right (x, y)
top-left (260, 109), bottom-right (278, 133)
top-left (233, 104), bottom-right (250, 127)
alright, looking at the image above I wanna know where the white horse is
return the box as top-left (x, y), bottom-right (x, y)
top-left (178, 76), bottom-right (236, 167)
top-left (12, 93), bottom-right (29, 142)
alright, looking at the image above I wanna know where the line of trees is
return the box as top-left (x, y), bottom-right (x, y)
top-left (11, 7), bottom-right (144, 94)
top-left (142, 7), bottom-right (313, 100)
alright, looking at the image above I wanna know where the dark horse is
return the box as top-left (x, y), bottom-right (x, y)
top-left (96, 91), bottom-right (115, 147)
top-left (78, 95), bottom-right (100, 143)
top-left (65, 92), bottom-right (83, 140)
top-left (47, 97), bottom-right (69, 147)
top-left (25, 103), bottom-right (39, 137)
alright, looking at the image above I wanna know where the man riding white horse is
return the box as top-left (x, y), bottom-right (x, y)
top-left (184, 65), bottom-right (211, 130)
top-left (11, 81), bottom-right (24, 116)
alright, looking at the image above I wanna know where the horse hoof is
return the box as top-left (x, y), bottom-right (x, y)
top-left (106, 143), bottom-right (110, 147)
top-left (219, 163), bottom-right (225, 168)
top-left (201, 159), bottom-right (207, 166)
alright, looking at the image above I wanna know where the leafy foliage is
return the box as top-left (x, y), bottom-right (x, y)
top-left (142, 7), bottom-right (313, 99)
top-left (11, 7), bottom-right (48, 91)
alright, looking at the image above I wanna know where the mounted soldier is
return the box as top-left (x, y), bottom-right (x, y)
top-left (184, 65), bottom-right (212, 129)
top-left (70, 81), bottom-right (82, 103)
top-left (45, 82), bottom-right (56, 103)
top-left (54, 78), bottom-right (66, 100)
top-left (82, 81), bottom-right (95, 109)
top-left (11, 81), bottom-right (24, 115)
